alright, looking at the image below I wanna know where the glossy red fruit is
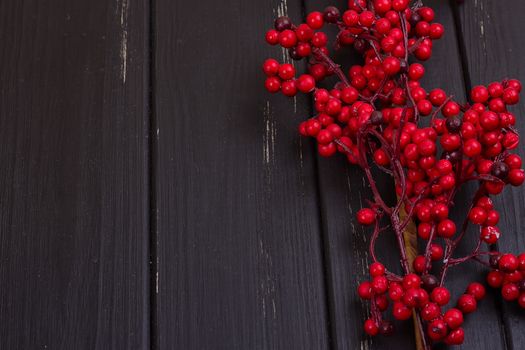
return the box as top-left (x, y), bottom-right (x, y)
top-left (487, 270), bottom-right (504, 288)
top-left (364, 319), bottom-right (379, 336)
top-left (445, 328), bottom-right (465, 345)
top-left (437, 219), bottom-right (456, 238)
top-left (466, 282), bottom-right (486, 301)
top-left (457, 294), bottom-right (477, 313)
top-left (431, 287), bottom-right (451, 306)
top-left (358, 281), bottom-right (372, 300)
top-left (501, 283), bottom-right (520, 301)
top-left (369, 262), bottom-right (385, 277)
top-left (372, 276), bottom-right (388, 294)
top-left (278, 63), bottom-right (295, 80)
top-left (357, 208), bottom-right (376, 226)
top-left (403, 273), bottom-right (422, 290)
top-left (296, 74), bottom-right (316, 93)
top-left (413, 255), bottom-right (426, 274)
top-left (421, 302), bottom-right (441, 321)
top-left (382, 57), bottom-right (401, 75)
top-left (393, 301), bottom-right (412, 320)
top-left (508, 169), bottom-right (525, 186)
top-left (427, 319), bottom-right (448, 341)
top-left (306, 11), bottom-right (324, 29)
top-left (469, 207), bottom-right (487, 225)
top-left (444, 308), bottom-right (464, 329)
top-left (499, 254), bottom-right (519, 272)
top-left (471, 85), bottom-right (489, 103)
top-left (265, 77), bottom-right (281, 93)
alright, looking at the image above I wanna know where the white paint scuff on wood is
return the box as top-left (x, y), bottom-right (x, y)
top-left (118, 0), bottom-right (129, 84)
top-left (263, 101), bottom-right (276, 165)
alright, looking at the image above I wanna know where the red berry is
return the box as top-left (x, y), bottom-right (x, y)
top-left (508, 169), bottom-right (525, 186)
top-left (263, 58), bottom-right (280, 76)
top-left (503, 88), bottom-right (520, 105)
top-left (501, 283), bottom-right (520, 301)
top-left (487, 270), bottom-right (505, 288)
top-left (278, 29), bottom-right (297, 48)
top-left (369, 262), bottom-right (385, 277)
top-left (421, 302), bottom-right (441, 321)
top-left (479, 111), bottom-right (500, 131)
top-left (265, 29), bottom-right (280, 45)
top-left (342, 10), bottom-right (359, 26)
top-left (437, 219), bottom-right (456, 238)
top-left (364, 319), bottom-right (379, 336)
top-left (499, 254), bottom-right (519, 272)
top-left (471, 85), bottom-right (489, 103)
top-left (296, 74), bottom-right (316, 93)
top-left (429, 89), bottom-right (446, 106)
top-left (469, 207), bottom-right (487, 225)
top-left (295, 24), bottom-right (313, 42)
top-left (403, 273), bottom-right (421, 290)
top-left (413, 255), bottom-right (426, 274)
top-left (318, 142), bottom-right (337, 157)
top-left (457, 294), bottom-right (477, 313)
top-left (444, 308), bottom-right (464, 329)
top-left (373, 149), bottom-right (390, 166)
top-left (359, 11), bottom-right (375, 27)
top-left (430, 244), bottom-right (444, 261)
top-left (393, 301), bottom-right (412, 320)
top-left (265, 77), bottom-right (281, 93)
top-left (306, 11), bottom-right (324, 29)
top-left (358, 281), bottom-right (372, 299)
top-left (357, 208), bottom-right (376, 226)
top-left (382, 57), bottom-right (401, 76)
top-left (442, 101), bottom-right (460, 117)
top-left (445, 328), bottom-right (465, 345)
top-left (431, 287), bottom-right (451, 306)
top-left (372, 275), bottom-right (388, 294)
top-left (428, 23), bottom-right (444, 39)
top-left (427, 319), bottom-right (448, 341)
top-left (463, 139), bottom-right (482, 157)
top-left (408, 63), bottom-right (425, 80)
top-left (466, 282), bottom-right (486, 300)
top-left (392, 0), bottom-right (409, 11)
top-left (305, 119), bottom-right (321, 136)
top-left (389, 282), bottom-right (404, 301)
top-left (278, 63), bottom-right (296, 80)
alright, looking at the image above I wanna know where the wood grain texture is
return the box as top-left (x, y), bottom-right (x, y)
top-left (154, 0), bottom-right (330, 349)
top-left (457, 0), bottom-right (525, 347)
top-left (0, 0), bottom-right (150, 349)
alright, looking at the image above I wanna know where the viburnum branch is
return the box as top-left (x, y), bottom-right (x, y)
top-left (262, 1), bottom-right (525, 348)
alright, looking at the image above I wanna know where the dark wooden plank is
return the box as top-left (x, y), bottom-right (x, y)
top-left (154, 0), bottom-right (330, 349)
top-left (305, 1), bottom-right (506, 348)
top-left (457, 0), bottom-right (525, 347)
top-left (0, 1), bottom-right (149, 349)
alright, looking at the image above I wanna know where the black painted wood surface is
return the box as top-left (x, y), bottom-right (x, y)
top-left (154, 1), bottom-right (329, 349)
top-left (0, 0), bottom-right (150, 349)
top-left (0, 0), bottom-right (523, 349)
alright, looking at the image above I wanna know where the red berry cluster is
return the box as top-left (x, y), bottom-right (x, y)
top-left (487, 253), bottom-right (525, 308)
top-left (262, 0), bottom-right (524, 348)
top-left (358, 263), bottom-right (485, 345)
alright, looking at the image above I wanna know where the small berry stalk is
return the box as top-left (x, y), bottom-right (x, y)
top-left (262, 0), bottom-right (525, 348)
